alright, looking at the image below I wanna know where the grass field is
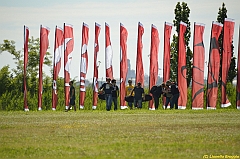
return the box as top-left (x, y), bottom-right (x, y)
top-left (0, 109), bottom-right (239, 159)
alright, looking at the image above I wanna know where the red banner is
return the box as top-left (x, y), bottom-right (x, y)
top-left (52, 26), bottom-right (63, 110)
top-left (221, 18), bottom-right (235, 108)
top-left (237, 26), bottom-right (240, 110)
top-left (149, 24), bottom-right (160, 110)
top-left (120, 23), bottom-right (128, 109)
top-left (177, 22), bottom-right (187, 109)
top-left (23, 26), bottom-right (29, 111)
top-left (163, 22), bottom-right (172, 108)
top-left (163, 22), bottom-right (172, 83)
top-left (206, 22), bottom-right (223, 109)
top-left (38, 25), bottom-right (50, 110)
top-left (192, 22), bottom-right (205, 109)
top-left (79, 23), bottom-right (89, 109)
top-left (135, 22), bottom-right (144, 86)
top-left (92, 23), bottom-right (101, 110)
top-left (64, 24), bottom-right (74, 110)
top-left (105, 23), bottom-right (113, 79)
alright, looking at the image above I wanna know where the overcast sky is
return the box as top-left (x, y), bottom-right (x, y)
top-left (0, 0), bottom-right (239, 81)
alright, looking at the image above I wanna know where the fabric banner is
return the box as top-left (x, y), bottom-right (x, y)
top-left (79, 23), bottom-right (89, 109)
top-left (135, 22), bottom-right (144, 86)
top-left (105, 23), bottom-right (113, 79)
top-left (23, 25), bottom-right (29, 111)
top-left (52, 26), bottom-right (64, 110)
top-left (177, 21), bottom-right (187, 109)
top-left (237, 26), bottom-right (240, 110)
top-left (221, 18), bottom-right (235, 108)
top-left (149, 24), bottom-right (160, 110)
top-left (120, 23), bottom-right (128, 109)
top-left (206, 22), bottom-right (223, 109)
top-left (163, 22), bottom-right (172, 108)
top-left (163, 22), bottom-right (172, 83)
top-left (192, 22), bottom-right (205, 109)
top-left (64, 23), bottom-right (74, 110)
top-left (38, 25), bottom-right (50, 111)
top-left (92, 23), bottom-right (101, 110)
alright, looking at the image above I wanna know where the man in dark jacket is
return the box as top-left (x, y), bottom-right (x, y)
top-left (131, 82), bottom-right (145, 109)
top-left (170, 81), bottom-right (180, 109)
top-left (150, 84), bottom-right (163, 110)
top-left (100, 78), bottom-right (113, 111)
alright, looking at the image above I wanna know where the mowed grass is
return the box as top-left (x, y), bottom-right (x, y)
top-left (0, 109), bottom-right (239, 159)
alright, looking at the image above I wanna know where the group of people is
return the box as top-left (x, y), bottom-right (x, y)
top-left (99, 78), bottom-right (145, 111)
top-left (66, 78), bottom-right (179, 111)
top-left (150, 80), bottom-right (180, 110)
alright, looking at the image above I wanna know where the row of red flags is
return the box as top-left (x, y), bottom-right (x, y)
top-left (23, 19), bottom-right (239, 111)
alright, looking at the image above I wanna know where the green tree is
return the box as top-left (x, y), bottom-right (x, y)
top-left (0, 37), bottom-right (52, 110)
top-left (217, 2), bottom-right (237, 83)
top-left (0, 65), bottom-right (13, 96)
top-left (170, 2), bottom-right (192, 87)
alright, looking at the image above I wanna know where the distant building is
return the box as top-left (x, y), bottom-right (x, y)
top-left (126, 59), bottom-right (136, 81)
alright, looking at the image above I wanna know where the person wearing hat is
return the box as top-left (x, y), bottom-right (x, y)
top-left (100, 77), bottom-right (113, 111)
top-left (125, 79), bottom-right (134, 109)
top-left (130, 82), bottom-right (145, 109)
top-left (111, 79), bottom-right (119, 110)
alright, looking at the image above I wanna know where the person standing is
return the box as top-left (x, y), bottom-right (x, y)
top-left (170, 81), bottom-right (180, 109)
top-left (150, 84), bottom-right (163, 110)
top-left (126, 80), bottom-right (134, 109)
top-left (67, 81), bottom-right (76, 111)
top-left (163, 81), bottom-right (172, 109)
top-left (100, 78), bottom-right (113, 111)
top-left (111, 79), bottom-right (119, 110)
top-left (131, 82), bottom-right (145, 109)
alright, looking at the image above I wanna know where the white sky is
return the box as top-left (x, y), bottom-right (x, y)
top-left (0, 0), bottom-right (239, 81)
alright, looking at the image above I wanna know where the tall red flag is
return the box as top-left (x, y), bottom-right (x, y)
top-left (177, 21), bottom-right (187, 109)
top-left (221, 18), bottom-right (235, 108)
top-left (163, 22), bottom-right (172, 83)
top-left (206, 22), bottom-right (223, 109)
top-left (135, 22), bottom-right (144, 86)
top-left (38, 25), bottom-right (50, 111)
top-left (120, 23), bottom-right (128, 110)
top-left (23, 26), bottom-right (29, 111)
top-left (192, 22), bottom-right (205, 109)
top-left (149, 24), bottom-right (160, 110)
top-left (52, 26), bottom-right (64, 110)
top-left (79, 23), bottom-right (89, 109)
top-left (105, 23), bottom-right (113, 79)
top-left (163, 22), bottom-right (172, 108)
top-left (92, 23), bottom-right (101, 110)
top-left (237, 26), bottom-right (240, 110)
top-left (64, 24), bottom-right (74, 110)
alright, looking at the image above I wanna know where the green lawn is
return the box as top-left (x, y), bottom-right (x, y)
top-left (0, 110), bottom-right (239, 159)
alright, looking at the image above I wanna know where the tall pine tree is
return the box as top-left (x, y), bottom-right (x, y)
top-left (170, 2), bottom-right (192, 87)
top-left (217, 3), bottom-right (236, 83)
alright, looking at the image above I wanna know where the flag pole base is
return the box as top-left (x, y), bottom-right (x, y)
top-left (207, 107), bottom-right (216, 110)
top-left (24, 108), bottom-right (29, 112)
top-left (149, 108), bottom-right (155, 110)
top-left (120, 106), bottom-right (128, 110)
top-left (178, 106), bottom-right (186, 109)
top-left (192, 107), bottom-right (203, 110)
top-left (221, 103), bottom-right (231, 108)
top-left (80, 105), bottom-right (84, 109)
